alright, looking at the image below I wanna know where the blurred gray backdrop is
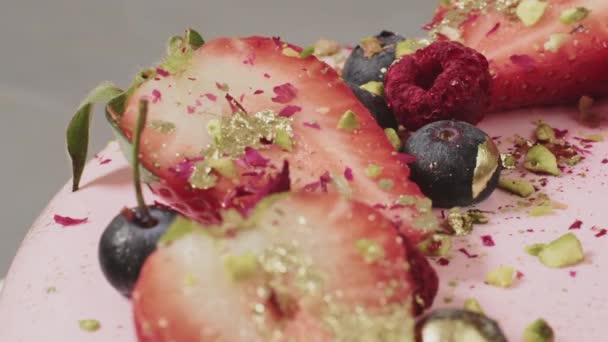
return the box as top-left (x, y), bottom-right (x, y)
top-left (0, 0), bottom-right (436, 274)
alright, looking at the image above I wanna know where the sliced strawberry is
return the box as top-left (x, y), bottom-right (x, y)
top-left (133, 192), bottom-right (436, 341)
top-left (427, 1), bottom-right (608, 111)
top-left (110, 36), bottom-right (435, 243)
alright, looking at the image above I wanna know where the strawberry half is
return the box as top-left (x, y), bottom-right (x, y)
top-left (427, 0), bottom-right (608, 112)
top-left (100, 34), bottom-right (436, 243)
top-left (133, 192), bottom-right (436, 341)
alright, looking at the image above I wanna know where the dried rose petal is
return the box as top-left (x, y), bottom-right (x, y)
top-left (344, 167), bottom-right (354, 181)
top-left (156, 68), bottom-right (170, 77)
top-left (602, 158), bottom-right (608, 164)
top-left (303, 121), bottom-right (321, 130)
top-left (278, 105), bottom-right (302, 117)
top-left (99, 159), bottom-right (112, 165)
top-left (303, 172), bottom-right (331, 193)
top-left (569, 271), bottom-right (577, 278)
top-left (169, 157), bottom-right (205, 180)
top-left (516, 271), bottom-right (525, 280)
top-left (151, 89), bottom-right (162, 103)
top-left (243, 53), bottom-right (256, 65)
top-left (187, 105), bottom-right (195, 114)
top-left (54, 215), bottom-right (88, 227)
top-left (569, 220), bottom-right (583, 230)
top-left (510, 54), bottom-right (536, 72)
top-left (203, 93), bottom-right (217, 102)
top-left (458, 248), bottom-right (478, 258)
top-left (481, 235), bottom-right (495, 247)
top-left (596, 229), bottom-right (607, 238)
top-left (486, 23), bottom-right (500, 36)
top-left (254, 90), bottom-right (264, 95)
top-left (437, 258), bottom-right (450, 266)
top-left (271, 83), bottom-right (298, 104)
top-left (243, 147), bottom-right (269, 167)
top-left (264, 73), bottom-right (271, 79)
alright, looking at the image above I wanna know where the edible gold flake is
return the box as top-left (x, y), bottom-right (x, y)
top-left (472, 138), bottom-right (500, 199)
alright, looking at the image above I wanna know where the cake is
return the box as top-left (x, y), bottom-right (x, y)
top-left (1, 1), bottom-right (608, 341)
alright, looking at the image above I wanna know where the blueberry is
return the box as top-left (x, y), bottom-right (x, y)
top-left (99, 205), bottom-right (176, 297)
top-left (343, 30), bottom-right (404, 86)
top-left (98, 99), bottom-right (176, 297)
top-left (347, 82), bottom-right (397, 129)
top-left (404, 120), bottom-right (501, 208)
top-left (415, 309), bottom-right (507, 342)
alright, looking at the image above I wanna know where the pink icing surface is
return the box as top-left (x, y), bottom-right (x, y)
top-left (0, 103), bottom-right (607, 341)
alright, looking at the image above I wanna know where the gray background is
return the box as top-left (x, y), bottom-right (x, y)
top-left (0, 0), bottom-right (436, 274)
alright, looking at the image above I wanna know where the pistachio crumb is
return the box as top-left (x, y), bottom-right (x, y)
top-left (417, 234), bottom-right (452, 257)
top-left (359, 81), bottom-right (384, 96)
top-left (282, 47), bottom-right (300, 57)
top-left (384, 128), bottom-right (402, 151)
top-left (498, 178), bottom-right (536, 197)
top-left (337, 110), bottom-right (360, 131)
top-left (79, 319), bottom-right (101, 332)
top-left (313, 39), bottom-right (340, 56)
top-left (299, 46), bottom-right (315, 58)
top-left (535, 122), bottom-right (556, 142)
top-left (464, 298), bottom-right (484, 314)
top-left (544, 33), bottom-right (569, 53)
top-left (524, 318), bottom-right (555, 342)
top-left (560, 7), bottom-right (590, 25)
top-left (537, 233), bottom-right (584, 268)
top-left (516, 0), bottom-right (548, 27)
top-left (223, 252), bottom-right (259, 281)
top-left (484, 266), bottom-right (516, 288)
top-left (525, 243), bottom-right (547, 256)
top-left (355, 239), bottom-right (385, 263)
top-left (524, 144), bottom-right (560, 176)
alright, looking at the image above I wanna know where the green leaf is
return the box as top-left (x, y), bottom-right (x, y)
top-left (67, 82), bottom-right (123, 191)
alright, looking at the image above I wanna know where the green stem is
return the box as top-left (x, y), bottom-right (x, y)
top-left (133, 100), bottom-right (154, 225)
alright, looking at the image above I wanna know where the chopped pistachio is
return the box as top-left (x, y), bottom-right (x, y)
top-left (360, 37), bottom-right (383, 58)
top-left (378, 178), bottom-right (395, 191)
top-left (464, 298), bottom-right (484, 314)
top-left (467, 210), bottom-right (490, 224)
top-left (544, 33), bottom-right (569, 53)
top-left (560, 155), bottom-right (582, 166)
top-left (313, 39), bottom-right (340, 56)
top-left (149, 120), bottom-right (176, 134)
top-left (559, 7), bottom-right (590, 25)
top-left (396, 194), bottom-right (416, 206)
top-left (484, 266), bottom-right (516, 288)
top-left (299, 46), bottom-right (315, 58)
top-left (282, 47), bottom-right (300, 57)
top-left (207, 157), bottom-right (236, 179)
top-left (537, 233), bottom-right (584, 268)
top-left (529, 204), bottom-right (553, 217)
top-left (274, 128), bottom-right (293, 151)
top-left (501, 153), bottom-right (518, 169)
top-left (535, 122), bottom-right (556, 142)
top-left (584, 133), bottom-right (604, 142)
top-left (159, 216), bottom-right (197, 245)
top-left (516, 0), bottom-right (548, 27)
top-left (498, 178), bottom-right (536, 197)
top-left (395, 39), bottom-right (425, 58)
top-left (365, 164), bottom-right (383, 178)
top-left (525, 243), bottom-right (547, 256)
top-left (46, 286), bottom-right (57, 294)
top-left (355, 239), bottom-right (385, 263)
top-left (337, 110), bottom-right (360, 131)
top-left (79, 319), bottom-right (101, 332)
top-left (524, 144), bottom-right (560, 176)
top-left (359, 81), bottom-right (384, 96)
top-left (524, 319), bottom-right (555, 342)
top-left (207, 119), bottom-right (222, 144)
top-left (384, 128), bottom-right (402, 151)
top-left (445, 208), bottom-right (474, 236)
top-left (417, 234), bottom-right (452, 257)
top-left (223, 252), bottom-right (259, 281)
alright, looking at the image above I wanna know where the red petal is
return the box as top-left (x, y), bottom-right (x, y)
top-left (54, 215), bottom-right (88, 227)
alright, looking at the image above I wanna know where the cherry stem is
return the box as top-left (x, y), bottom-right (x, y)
top-left (132, 100), bottom-right (156, 227)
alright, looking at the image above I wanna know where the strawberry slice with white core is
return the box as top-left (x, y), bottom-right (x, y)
top-left (133, 192), bottom-right (427, 341)
top-left (112, 36), bottom-right (436, 243)
top-left (427, 0), bottom-right (608, 111)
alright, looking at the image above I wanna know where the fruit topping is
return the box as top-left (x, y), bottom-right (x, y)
top-left (498, 178), bottom-right (536, 197)
top-left (133, 193), bottom-right (438, 340)
top-left (415, 309), bottom-right (507, 342)
top-left (533, 233), bottom-right (585, 268)
top-left (343, 31), bottom-right (405, 86)
top-left (404, 120), bottom-right (501, 208)
top-left (384, 41), bottom-right (491, 130)
top-left (98, 101), bottom-right (177, 297)
top-left (524, 145), bottom-right (560, 176)
top-left (427, 1), bottom-right (608, 112)
top-left (484, 266), bottom-right (515, 288)
top-left (524, 318), bottom-right (555, 342)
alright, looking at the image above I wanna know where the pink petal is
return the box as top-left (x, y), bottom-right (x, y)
top-left (344, 167), bottom-right (354, 181)
top-left (486, 23), bottom-right (500, 36)
top-left (243, 147), bottom-right (270, 167)
top-left (156, 68), bottom-right (170, 77)
top-left (203, 93), bottom-right (217, 102)
top-left (54, 215), bottom-right (88, 227)
top-left (271, 83), bottom-right (298, 104)
top-left (254, 90), bottom-right (264, 95)
top-left (278, 105), bottom-right (302, 117)
top-left (458, 248), bottom-right (478, 258)
top-left (152, 89), bottom-right (162, 103)
top-left (481, 235), bottom-right (495, 247)
top-left (303, 122), bottom-right (321, 130)
top-left (569, 220), bottom-right (583, 230)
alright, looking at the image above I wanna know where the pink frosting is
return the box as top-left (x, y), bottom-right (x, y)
top-left (1, 103), bottom-right (607, 341)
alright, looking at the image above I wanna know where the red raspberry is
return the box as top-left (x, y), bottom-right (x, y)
top-left (384, 41), bottom-right (491, 130)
